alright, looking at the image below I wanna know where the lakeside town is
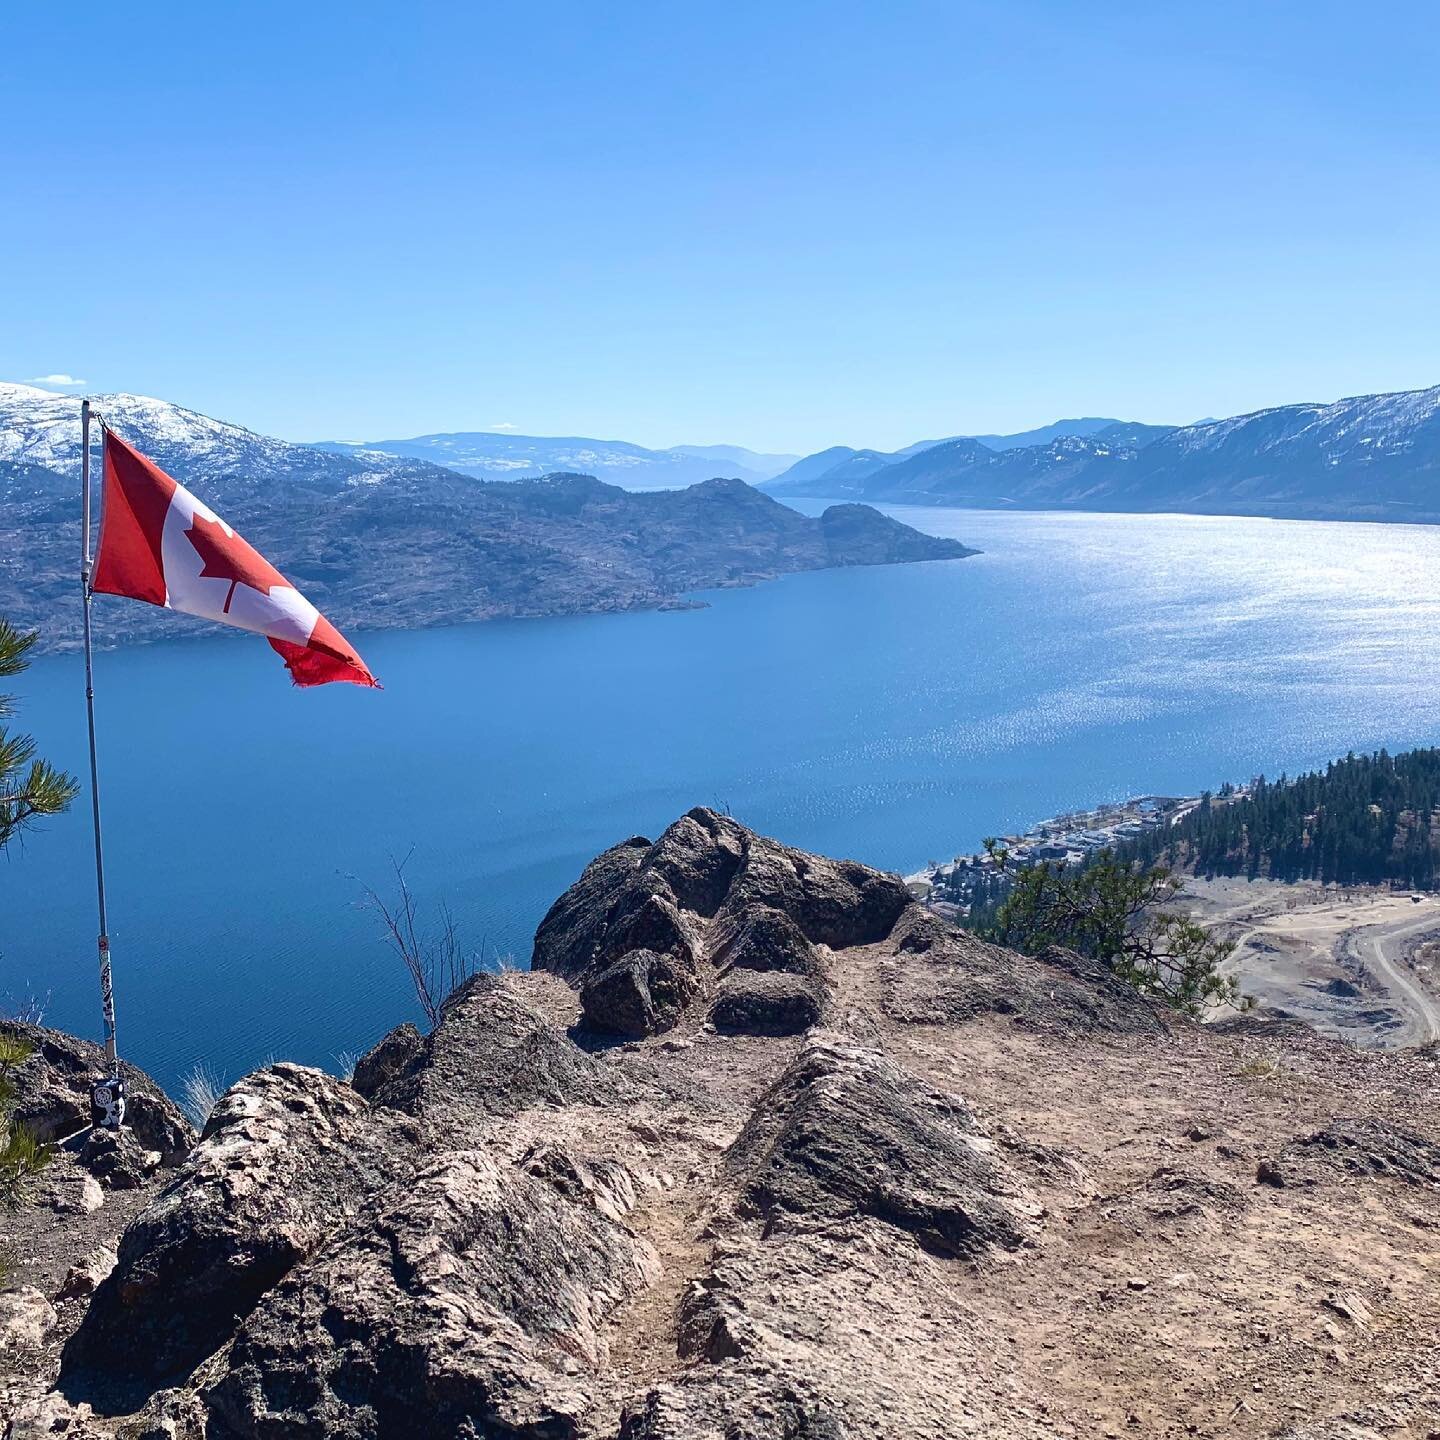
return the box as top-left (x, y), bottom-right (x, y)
top-left (905, 790), bottom-right (1244, 919)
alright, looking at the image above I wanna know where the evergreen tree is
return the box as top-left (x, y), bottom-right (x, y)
top-left (0, 1033), bottom-right (48, 1209)
top-left (981, 854), bottom-right (1240, 1016)
top-left (0, 620), bottom-right (79, 851)
top-left (1115, 749), bottom-right (1440, 891)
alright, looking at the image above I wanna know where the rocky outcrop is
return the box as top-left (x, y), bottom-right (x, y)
top-left (63, 1064), bottom-right (411, 1392)
top-left (349, 1021), bottom-right (422, 1099)
top-left (581, 948), bottom-right (700, 1039)
top-left (205, 1149), bottom-right (658, 1439)
top-left (17, 814), bottom-right (1440, 1439)
top-left (1258, 1116), bottom-right (1440, 1189)
top-left (53, 979), bottom-right (648, 1421)
top-left (724, 1036), bottom-right (1034, 1257)
top-left (367, 974), bottom-right (628, 1138)
top-left (0, 1020), bottom-right (193, 1164)
top-left (709, 971), bottom-right (825, 1036)
top-left (74, 1129), bottom-right (160, 1191)
top-left (534, 809), bottom-right (910, 1039)
top-left (880, 909), bottom-right (1167, 1035)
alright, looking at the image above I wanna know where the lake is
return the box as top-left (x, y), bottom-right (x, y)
top-left (4, 503), bottom-right (1440, 1093)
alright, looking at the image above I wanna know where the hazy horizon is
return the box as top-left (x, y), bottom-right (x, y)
top-left (11, 374), bottom-right (1429, 459)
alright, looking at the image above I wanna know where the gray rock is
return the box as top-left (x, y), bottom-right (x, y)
top-left (370, 974), bottom-right (626, 1136)
top-left (581, 948), bottom-right (700, 1038)
top-left (521, 1142), bottom-right (644, 1223)
top-left (75, 1127), bottom-right (161, 1190)
top-left (725, 1037), bottom-right (1033, 1258)
top-left (534, 810), bottom-right (911, 1038)
top-left (619, 1373), bottom-right (847, 1439)
top-left (0, 1285), bottom-right (56, 1352)
top-left (882, 911), bottom-right (1167, 1036)
top-left (709, 904), bottom-right (823, 978)
top-left (714, 833), bottom-right (911, 951)
top-left (635, 808), bottom-right (746, 917)
top-left (349, 1021), bottom-right (423, 1099)
top-left (203, 1148), bottom-right (659, 1440)
top-left (63, 1063), bottom-right (411, 1392)
top-left (530, 834), bottom-right (654, 981)
top-left (4, 1391), bottom-right (110, 1440)
top-left (55, 1246), bottom-right (118, 1302)
top-left (710, 971), bottom-right (824, 1036)
top-left (1267, 1117), bottom-right (1440, 1188)
top-left (36, 1163), bottom-right (104, 1215)
top-left (0, 1020), bottom-right (194, 1163)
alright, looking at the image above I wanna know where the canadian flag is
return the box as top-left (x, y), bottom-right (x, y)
top-left (93, 429), bottom-right (378, 688)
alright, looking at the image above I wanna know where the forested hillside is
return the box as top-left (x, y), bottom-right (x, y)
top-left (1120, 748), bottom-right (1440, 888)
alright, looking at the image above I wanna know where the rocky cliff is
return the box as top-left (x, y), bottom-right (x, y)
top-left (4, 811), bottom-right (1439, 1438)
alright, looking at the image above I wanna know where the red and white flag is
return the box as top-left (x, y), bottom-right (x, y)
top-left (93, 429), bottom-right (378, 688)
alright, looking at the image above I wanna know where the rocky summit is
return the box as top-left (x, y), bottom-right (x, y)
top-left (4, 811), bottom-right (1439, 1438)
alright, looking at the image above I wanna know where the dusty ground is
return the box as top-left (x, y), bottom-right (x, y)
top-left (1184, 877), bottom-right (1440, 1048)
top-left (1, 1151), bottom-right (166, 1425)
top-left (531, 947), bottom-right (1440, 1440)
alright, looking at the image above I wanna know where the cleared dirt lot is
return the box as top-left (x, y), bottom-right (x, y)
top-left (1184, 876), bottom-right (1440, 1047)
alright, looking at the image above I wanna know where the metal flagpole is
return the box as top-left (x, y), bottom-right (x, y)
top-left (80, 399), bottom-right (124, 1127)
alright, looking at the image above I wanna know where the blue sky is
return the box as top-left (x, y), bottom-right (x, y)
top-left (5, 1), bottom-right (1440, 453)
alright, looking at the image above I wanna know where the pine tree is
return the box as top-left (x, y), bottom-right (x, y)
top-left (0, 1033), bottom-right (49, 1209)
top-left (0, 619), bottom-right (79, 851)
top-left (981, 854), bottom-right (1241, 1016)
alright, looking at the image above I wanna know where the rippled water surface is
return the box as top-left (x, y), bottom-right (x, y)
top-left (4, 505), bottom-right (1439, 1089)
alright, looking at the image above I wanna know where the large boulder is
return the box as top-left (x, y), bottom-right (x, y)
top-left (709, 971), bottom-right (825, 1036)
top-left (203, 1148), bottom-right (659, 1439)
top-left (581, 948), bottom-right (700, 1039)
top-left (709, 904), bottom-right (824, 978)
top-left (368, 974), bottom-right (627, 1138)
top-left (530, 834), bottom-right (654, 981)
top-left (75, 1126), bottom-right (161, 1190)
top-left (713, 836), bottom-right (910, 952)
top-left (725, 1037), bottom-right (1034, 1258)
top-left (62, 1063), bottom-right (412, 1394)
top-left (0, 1020), bottom-right (193, 1164)
top-left (533, 809), bottom-right (911, 1038)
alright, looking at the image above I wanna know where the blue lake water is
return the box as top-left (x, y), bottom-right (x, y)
top-left (4, 503), bottom-right (1440, 1093)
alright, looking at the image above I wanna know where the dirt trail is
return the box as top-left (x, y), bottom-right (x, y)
top-left (1350, 910), bottom-right (1440, 1046)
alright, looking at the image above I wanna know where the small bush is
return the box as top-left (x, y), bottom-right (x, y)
top-left (0, 1032), bottom-right (49, 1208)
top-left (359, 852), bottom-right (490, 1029)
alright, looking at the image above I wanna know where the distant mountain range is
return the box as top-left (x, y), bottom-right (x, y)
top-left (311, 421), bottom-right (1155, 492)
top-left (314, 432), bottom-right (799, 490)
top-left (0, 384), bottom-right (971, 654)
top-left (765, 387), bottom-right (1440, 523)
top-left (761, 420), bottom-right (1175, 492)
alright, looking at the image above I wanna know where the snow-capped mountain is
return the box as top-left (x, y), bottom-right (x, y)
top-left (0, 383), bottom-right (439, 503)
top-left (0, 384), bottom-right (958, 658)
top-left (314, 431), bottom-right (797, 490)
top-left (767, 386), bottom-right (1440, 521)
